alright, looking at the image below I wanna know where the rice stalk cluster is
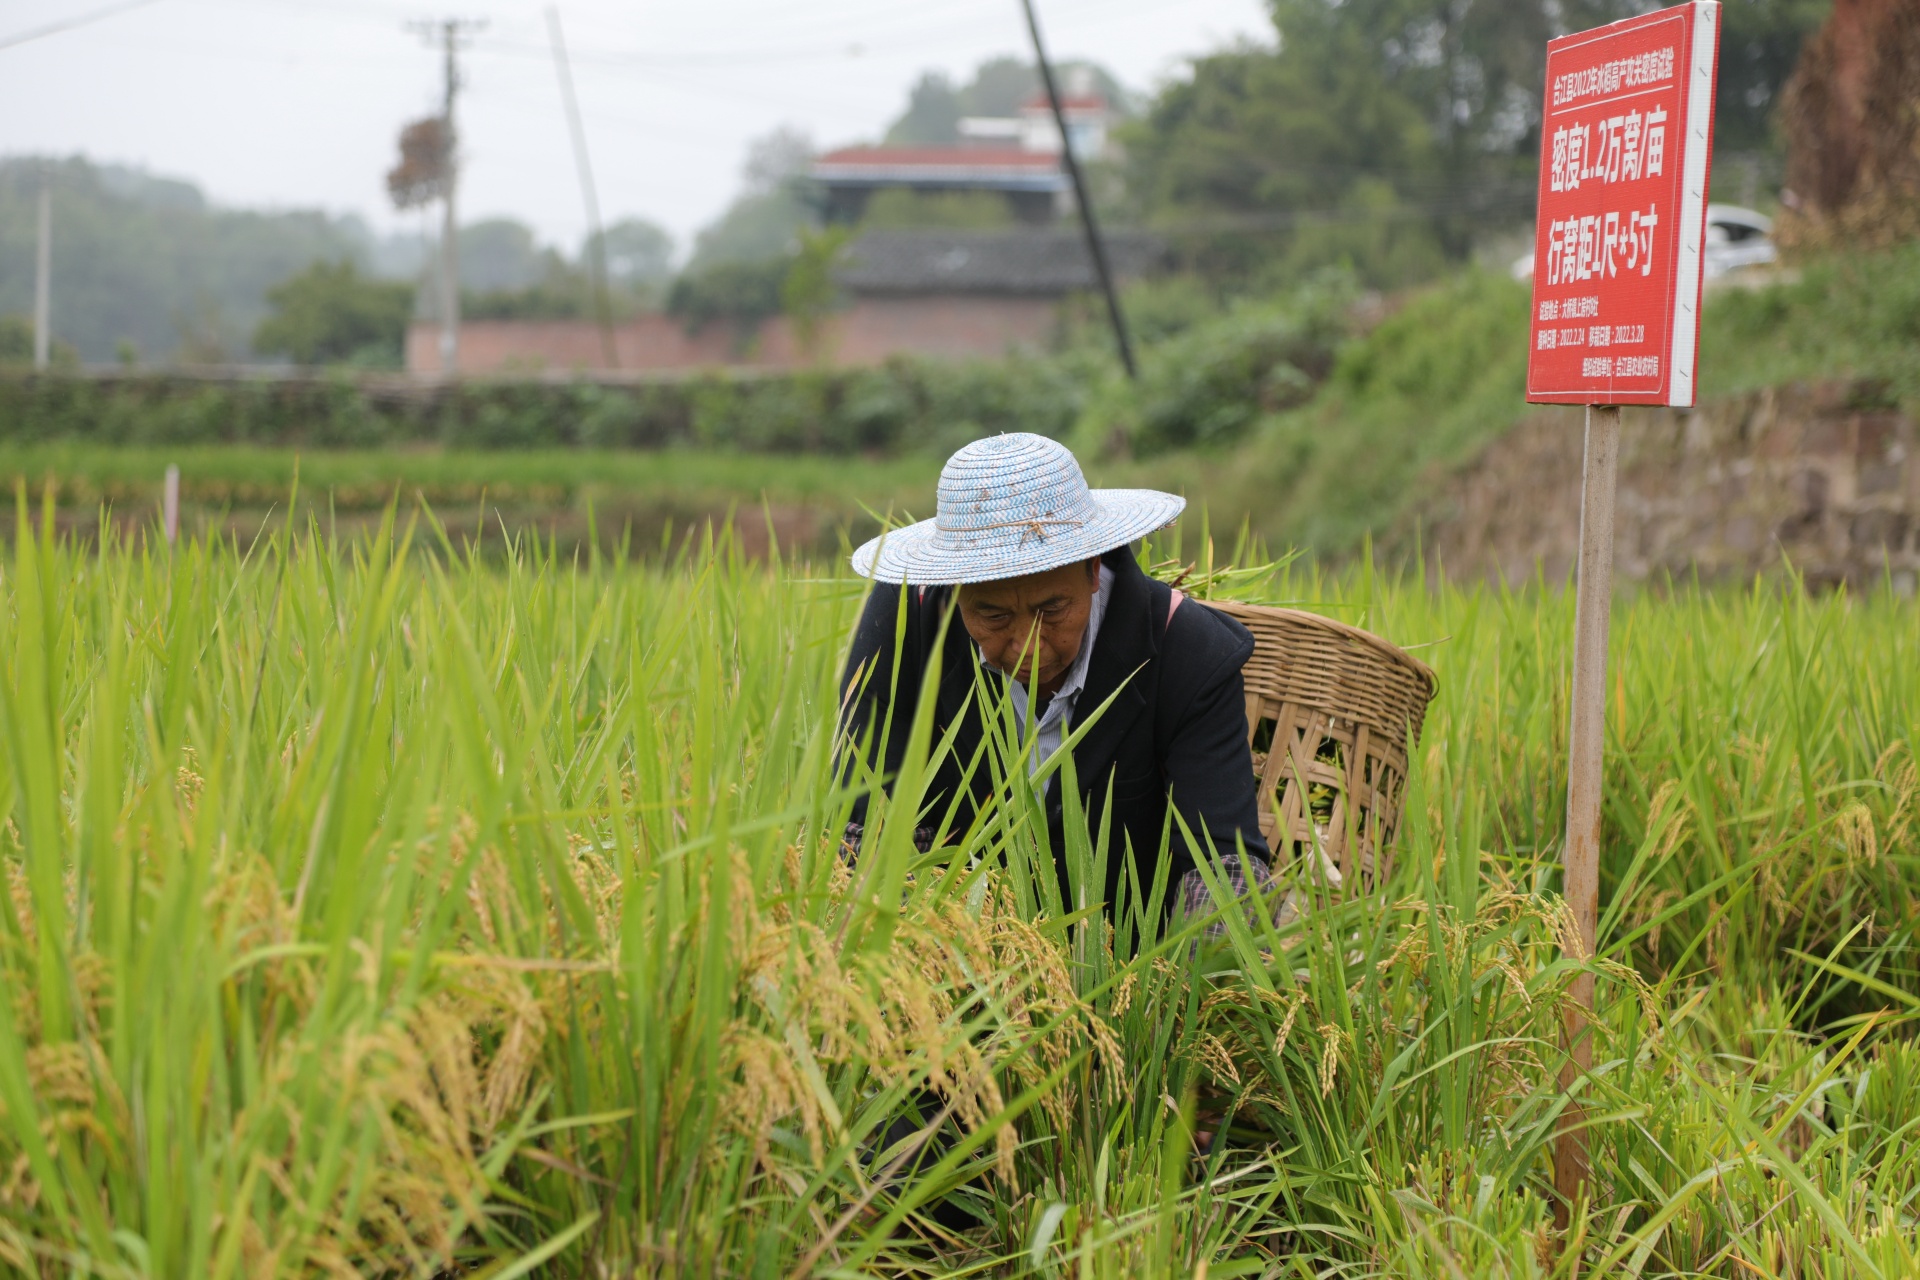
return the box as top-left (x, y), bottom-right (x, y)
top-left (0, 498), bottom-right (1914, 1277)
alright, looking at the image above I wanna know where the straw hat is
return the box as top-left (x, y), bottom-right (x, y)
top-left (851, 433), bottom-right (1186, 585)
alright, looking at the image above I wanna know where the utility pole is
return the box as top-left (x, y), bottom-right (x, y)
top-left (1018, 0), bottom-right (1136, 380)
top-left (545, 6), bottom-right (618, 369)
top-left (33, 168), bottom-right (51, 370)
top-left (409, 18), bottom-right (484, 376)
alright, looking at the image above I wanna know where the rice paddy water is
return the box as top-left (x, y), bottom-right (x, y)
top-left (0, 495), bottom-right (1915, 1276)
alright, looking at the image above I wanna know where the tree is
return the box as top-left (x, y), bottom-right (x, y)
top-left (0, 315), bottom-right (31, 365)
top-left (0, 156), bottom-right (387, 364)
top-left (742, 128), bottom-right (816, 196)
top-left (458, 218), bottom-right (546, 292)
top-left (886, 72), bottom-right (964, 144)
top-left (883, 57), bottom-right (1135, 145)
top-left (588, 218), bottom-right (675, 287)
top-left (1718, 0), bottom-right (1834, 155)
top-left (1123, 0), bottom-right (1693, 288)
top-left (781, 227), bottom-right (850, 359)
top-left (685, 129), bottom-right (819, 272)
top-left (252, 260), bottom-right (415, 367)
top-left (1125, 0), bottom-right (1829, 290)
top-left (1778, 0), bottom-right (1920, 250)
top-left (666, 258), bottom-right (788, 337)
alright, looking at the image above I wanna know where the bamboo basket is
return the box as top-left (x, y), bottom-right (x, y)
top-left (1208, 602), bottom-right (1438, 891)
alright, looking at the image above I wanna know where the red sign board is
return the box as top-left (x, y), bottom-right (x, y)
top-left (1526, 1), bottom-right (1720, 407)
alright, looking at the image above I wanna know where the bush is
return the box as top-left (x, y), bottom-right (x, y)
top-left (252, 260), bottom-right (415, 368)
top-left (1076, 271), bottom-right (1357, 457)
top-left (666, 258), bottom-right (789, 334)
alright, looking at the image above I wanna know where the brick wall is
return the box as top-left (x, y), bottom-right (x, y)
top-left (406, 295), bottom-right (1061, 376)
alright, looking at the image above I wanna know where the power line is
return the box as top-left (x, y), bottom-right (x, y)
top-left (1022, 0), bottom-right (1136, 379)
top-left (0, 0), bottom-right (161, 53)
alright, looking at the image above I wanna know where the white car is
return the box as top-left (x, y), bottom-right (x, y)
top-left (1510, 203), bottom-right (1776, 280)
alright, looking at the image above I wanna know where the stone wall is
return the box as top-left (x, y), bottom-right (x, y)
top-left (1408, 382), bottom-right (1918, 592)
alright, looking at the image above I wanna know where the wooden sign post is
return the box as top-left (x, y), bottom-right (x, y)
top-left (1524, 0), bottom-right (1721, 1217)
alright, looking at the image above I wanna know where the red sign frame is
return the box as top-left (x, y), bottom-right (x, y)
top-left (1526, 1), bottom-right (1720, 407)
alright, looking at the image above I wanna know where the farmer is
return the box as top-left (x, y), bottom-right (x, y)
top-left (838, 431), bottom-right (1270, 918)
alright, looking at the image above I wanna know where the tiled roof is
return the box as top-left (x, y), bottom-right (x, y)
top-left (836, 228), bottom-right (1168, 296)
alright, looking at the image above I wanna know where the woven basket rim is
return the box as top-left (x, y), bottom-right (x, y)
top-left (1206, 600), bottom-right (1439, 701)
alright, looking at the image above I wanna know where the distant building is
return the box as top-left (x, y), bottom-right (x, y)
top-left (810, 93), bottom-right (1114, 224)
top-left (404, 227), bottom-right (1165, 376)
top-left (822, 227), bottom-right (1166, 359)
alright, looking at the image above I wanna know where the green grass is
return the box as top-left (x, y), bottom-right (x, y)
top-left (0, 500), bottom-right (1914, 1275)
top-left (0, 442), bottom-right (940, 510)
top-left (1216, 240), bottom-right (1920, 554)
top-left (5, 241), bottom-right (1916, 566)
top-left (0, 443), bottom-right (1251, 567)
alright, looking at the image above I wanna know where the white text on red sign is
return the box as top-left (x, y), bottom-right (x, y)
top-left (1549, 104), bottom-right (1667, 191)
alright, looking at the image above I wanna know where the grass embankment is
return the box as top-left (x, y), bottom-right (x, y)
top-left (1226, 240), bottom-right (1920, 552)
top-left (0, 513), bottom-right (1914, 1275)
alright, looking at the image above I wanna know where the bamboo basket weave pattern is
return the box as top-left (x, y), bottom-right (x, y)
top-left (1209, 602), bottom-right (1438, 890)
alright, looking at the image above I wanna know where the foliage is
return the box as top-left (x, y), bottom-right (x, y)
top-left (5, 240), bottom-right (1914, 551)
top-left (586, 217), bottom-right (676, 287)
top-left (1235, 268), bottom-right (1536, 549)
top-left (781, 228), bottom-right (851, 359)
top-left (0, 512), bottom-right (1914, 1276)
top-left (684, 129), bottom-right (818, 274)
top-left (0, 316), bottom-right (30, 365)
top-left (251, 259), bottom-right (416, 368)
top-left (666, 258), bottom-right (790, 336)
top-left (0, 157), bottom-right (390, 364)
top-left (858, 189), bottom-right (1015, 231)
top-left (1122, 0), bottom-right (1826, 289)
top-left (1059, 273), bottom-right (1228, 348)
top-left (1072, 271), bottom-right (1358, 456)
top-left (1703, 239), bottom-right (1920, 401)
top-left (458, 218), bottom-right (551, 293)
top-left (1719, 0), bottom-right (1840, 155)
top-left (0, 354), bottom-right (1089, 457)
top-left (1777, 0), bottom-right (1920, 253)
top-left (884, 56), bottom-right (1133, 145)
top-left (1198, 240), bottom-right (1920, 553)
top-left (1123, 34), bottom-right (1464, 287)
top-left (0, 317), bottom-right (79, 373)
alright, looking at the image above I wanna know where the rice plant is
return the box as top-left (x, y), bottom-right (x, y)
top-left (0, 494), bottom-right (1914, 1277)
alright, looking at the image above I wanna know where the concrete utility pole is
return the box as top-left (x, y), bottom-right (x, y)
top-left (545, 6), bottom-right (618, 369)
top-left (33, 171), bottom-right (51, 370)
top-left (410, 18), bottom-right (484, 376)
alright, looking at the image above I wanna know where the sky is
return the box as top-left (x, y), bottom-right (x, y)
top-left (0, 0), bottom-right (1272, 260)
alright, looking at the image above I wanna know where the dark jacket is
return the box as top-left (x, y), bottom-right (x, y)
top-left (839, 546), bottom-right (1269, 914)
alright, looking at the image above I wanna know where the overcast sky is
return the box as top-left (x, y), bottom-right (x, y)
top-left (0, 0), bottom-right (1271, 258)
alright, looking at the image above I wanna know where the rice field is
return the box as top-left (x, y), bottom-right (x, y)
top-left (0, 499), bottom-right (1915, 1277)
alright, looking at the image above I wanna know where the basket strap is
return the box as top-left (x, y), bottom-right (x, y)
top-left (1167, 588), bottom-right (1185, 625)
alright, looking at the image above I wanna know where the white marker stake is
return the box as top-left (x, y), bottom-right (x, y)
top-left (164, 465), bottom-right (180, 547)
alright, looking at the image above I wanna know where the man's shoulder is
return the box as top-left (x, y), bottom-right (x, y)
top-left (1163, 596), bottom-right (1256, 688)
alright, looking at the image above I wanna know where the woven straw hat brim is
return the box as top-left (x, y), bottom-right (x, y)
top-left (851, 489), bottom-right (1186, 584)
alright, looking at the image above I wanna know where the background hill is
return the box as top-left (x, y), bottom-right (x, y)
top-left (0, 157), bottom-right (401, 364)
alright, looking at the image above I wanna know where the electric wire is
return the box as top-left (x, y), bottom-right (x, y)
top-left (0, 0), bottom-right (161, 52)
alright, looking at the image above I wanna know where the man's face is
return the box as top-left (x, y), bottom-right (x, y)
top-left (955, 557), bottom-right (1101, 696)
